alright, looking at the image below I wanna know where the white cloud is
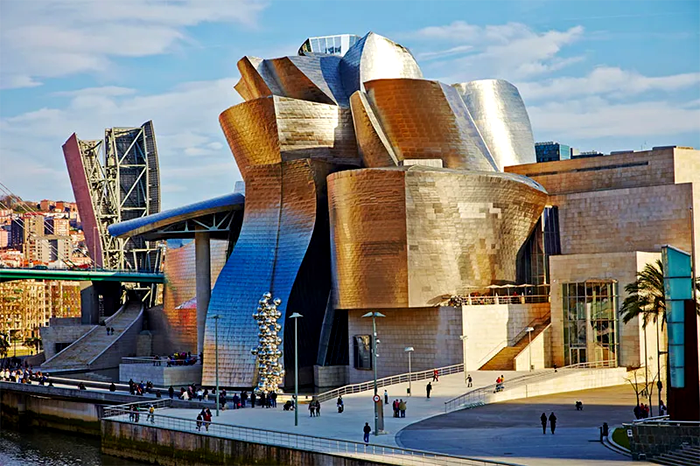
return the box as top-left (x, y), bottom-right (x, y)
top-left (518, 67), bottom-right (700, 100)
top-left (0, 0), bottom-right (266, 89)
top-left (529, 97), bottom-right (700, 139)
top-left (0, 78), bottom-right (244, 208)
top-left (412, 21), bottom-right (585, 80)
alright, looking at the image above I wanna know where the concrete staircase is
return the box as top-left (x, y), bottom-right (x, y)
top-left (480, 318), bottom-right (550, 371)
top-left (42, 301), bottom-right (143, 372)
top-left (652, 445), bottom-right (700, 466)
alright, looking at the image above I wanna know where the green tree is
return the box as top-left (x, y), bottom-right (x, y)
top-left (620, 259), bottom-right (666, 327)
top-left (24, 337), bottom-right (42, 353)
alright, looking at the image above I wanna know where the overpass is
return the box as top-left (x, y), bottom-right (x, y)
top-left (0, 268), bottom-right (164, 284)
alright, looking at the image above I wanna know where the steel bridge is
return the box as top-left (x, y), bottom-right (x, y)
top-left (0, 268), bottom-right (164, 284)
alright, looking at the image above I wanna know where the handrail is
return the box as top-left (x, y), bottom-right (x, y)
top-left (316, 363), bottom-right (464, 404)
top-left (474, 316), bottom-right (550, 370)
top-left (628, 416), bottom-right (700, 426)
top-left (102, 400), bottom-right (519, 466)
top-left (443, 359), bottom-right (620, 413)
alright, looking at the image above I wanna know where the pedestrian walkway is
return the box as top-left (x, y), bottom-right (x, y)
top-left (397, 385), bottom-right (647, 466)
top-left (162, 370), bottom-right (529, 447)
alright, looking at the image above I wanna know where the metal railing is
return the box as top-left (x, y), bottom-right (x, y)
top-left (473, 317), bottom-right (550, 370)
top-left (629, 416), bottom-right (700, 426)
top-left (102, 400), bottom-right (518, 466)
top-left (443, 359), bottom-right (619, 413)
top-left (316, 363), bottom-right (464, 404)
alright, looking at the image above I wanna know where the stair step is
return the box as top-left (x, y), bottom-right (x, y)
top-left (652, 457), bottom-right (693, 466)
top-left (670, 452), bottom-right (700, 461)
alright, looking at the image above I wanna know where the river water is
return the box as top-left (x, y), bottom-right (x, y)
top-left (0, 427), bottom-right (146, 466)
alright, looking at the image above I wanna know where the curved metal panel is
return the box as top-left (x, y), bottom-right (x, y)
top-left (108, 193), bottom-right (244, 238)
top-left (340, 32), bottom-right (423, 95)
top-left (328, 166), bottom-right (547, 309)
top-left (202, 160), bottom-right (326, 387)
top-left (219, 96), bottom-right (360, 178)
top-left (363, 79), bottom-right (496, 171)
top-left (328, 168), bottom-right (409, 309)
top-left (349, 91), bottom-right (398, 167)
top-left (453, 80), bottom-right (536, 170)
top-left (234, 56), bottom-right (279, 101)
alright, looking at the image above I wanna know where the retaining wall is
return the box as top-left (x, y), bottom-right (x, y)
top-left (629, 423), bottom-right (700, 460)
top-left (101, 420), bottom-right (386, 466)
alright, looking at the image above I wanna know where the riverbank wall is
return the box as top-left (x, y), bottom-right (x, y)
top-left (0, 381), bottom-right (209, 436)
top-left (101, 419), bottom-right (385, 466)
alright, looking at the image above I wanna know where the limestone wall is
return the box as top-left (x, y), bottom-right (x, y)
top-left (119, 364), bottom-right (202, 387)
top-left (629, 423), bottom-right (700, 461)
top-left (514, 324), bottom-right (551, 371)
top-left (346, 306), bottom-right (462, 383)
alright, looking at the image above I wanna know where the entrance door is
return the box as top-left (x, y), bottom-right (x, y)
top-left (569, 347), bottom-right (587, 365)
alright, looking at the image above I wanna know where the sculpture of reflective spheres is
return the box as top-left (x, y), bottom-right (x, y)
top-left (202, 32), bottom-right (547, 387)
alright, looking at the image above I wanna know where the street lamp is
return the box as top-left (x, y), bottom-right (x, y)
top-left (362, 311), bottom-right (385, 436)
top-left (526, 327), bottom-right (535, 371)
top-left (211, 314), bottom-right (221, 416)
top-left (289, 312), bottom-right (303, 427)
top-left (460, 335), bottom-right (468, 385)
top-left (404, 347), bottom-right (414, 396)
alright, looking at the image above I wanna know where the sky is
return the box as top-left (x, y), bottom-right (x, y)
top-left (0, 0), bottom-right (698, 209)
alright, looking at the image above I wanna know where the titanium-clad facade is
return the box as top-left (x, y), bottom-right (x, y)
top-left (328, 166), bottom-right (547, 309)
top-left (453, 80), bottom-right (536, 170)
top-left (195, 30), bottom-right (545, 387)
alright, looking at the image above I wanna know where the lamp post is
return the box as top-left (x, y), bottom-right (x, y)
top-left (404, 347), bottom-right (414, 396)
top-left (211, 314), bottom-right (221, 416)
top-left (460, 335), bottom-right (468, 384)
top-left (526, 327), bottom-right (535, 371)
top-left (289, 312), bottom-right (303, 427)
top-left (362, 311), bottom-right (385, 436)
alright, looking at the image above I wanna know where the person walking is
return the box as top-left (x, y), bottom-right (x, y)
top-left (363, 422), bottom-right (372, 443)
top-left (168, 385), bottom-right (174, 399)
top-left (540, 412), bottom-right (547, 434)
top-left (203, 408), bottom-right (212, 432)
top-left (549, 412), bottom-right (557, 434)
top-left (309, 400), bottom-right (315, 417)
top-left (271, 391), bottom-right (277, 408)
top-left (426, 382), bottom-right (432, 399)
top-left (432, 369), bottom-right (439, 382)
top-left (148, 405), bottom-right (155, 424)
top-left (467, 374), bottom-right (473, 388)
top-left (384, 389), bottom-right (389, 405)
top-left (337, 395), bottom-right (344, 413)
top-left (399, 399), bottom-right (407, 418)
top-left (196, 413), bottom-right (203, 431)
top-left (316, 399), bottom-right (321, 416)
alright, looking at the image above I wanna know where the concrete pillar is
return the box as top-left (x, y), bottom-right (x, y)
top-left (80, 281), bottom-right (99, 325)
top-left (195, 231), bottom-right (211, 356)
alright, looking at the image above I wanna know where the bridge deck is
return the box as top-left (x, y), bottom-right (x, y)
top-left (0, 268), bottom-right (164, 283)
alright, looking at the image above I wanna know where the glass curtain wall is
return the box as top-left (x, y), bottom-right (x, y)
top-left (563, 280), bottom-right (618, 366)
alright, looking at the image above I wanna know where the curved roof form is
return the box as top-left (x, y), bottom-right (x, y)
top-left (108, 192), bottom-right (244, 240)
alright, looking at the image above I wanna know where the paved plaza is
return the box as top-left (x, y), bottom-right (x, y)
top-left (150, 371), bottom-right (647, 465)
top-left (397, 385), bottom-right (641, 466)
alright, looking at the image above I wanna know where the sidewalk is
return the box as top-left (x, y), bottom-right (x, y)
top-left (162, 370), bottom-right (528, 447)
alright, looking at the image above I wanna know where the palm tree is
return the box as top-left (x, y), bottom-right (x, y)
top-left (619, 259), bottom-right (666, 328)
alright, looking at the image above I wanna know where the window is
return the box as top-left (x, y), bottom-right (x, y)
top-left (353, 335), bottom-right (372, 370)
top-left (562, 280), bottom-right (618, 366)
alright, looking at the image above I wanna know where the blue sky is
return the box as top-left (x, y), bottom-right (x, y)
top-left (0, 0), bottom-right (698, 209)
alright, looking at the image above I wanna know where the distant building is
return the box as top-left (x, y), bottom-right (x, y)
top-left (573, 150), bottom-right (605, 159)
top-left (298, 34), bottom-right (361, 56)
top-left (9, 217), bottom-right (23, 249)
top-left (46, 217), bottom-right (70, 236)
top-left (39, 199), bottom-right (54, 212)
top-left (0, 228), bottom-right (8, 248)
top-left (535, 141), bottom-right (571, 163)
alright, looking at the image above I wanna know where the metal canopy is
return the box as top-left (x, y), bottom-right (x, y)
top-left (108, 192), bottom-right (244, 240)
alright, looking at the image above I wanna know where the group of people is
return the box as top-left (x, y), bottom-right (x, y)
top-left (308, 397), bottom-right (322, 416)
top-left (166, 352), bottom-right (199, 367)
top-left (494, 375), bottom-right (506, 392)
top-left (128, 379), bottom-right (155, 396)
top-left (540, 412), bottom-right (557, 434)
top-left (392, 399), bottom-right (407, 418)
top-left (1, 366), bottom-right (50, 386)
top-left (127, 404), bottom-right (156, 424)
top-left (105, 326), bottom-right (116, 335)
top-left (196, 408), bottom-right (213, 431)
top-left (634, 402), bottom-right (658, 419)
